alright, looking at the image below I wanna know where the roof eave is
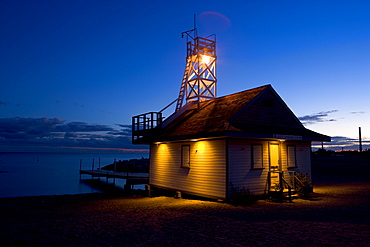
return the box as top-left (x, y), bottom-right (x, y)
top-left (149, 131), bottom-right (331, 143)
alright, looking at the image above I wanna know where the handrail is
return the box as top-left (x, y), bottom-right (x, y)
top-left (280, 174), bottom-right (293, 202)
top-left (287, 171), bottom-right (305, 190)
top-left (293, 173), bottom-right (305, 187)
top-left (268, 171), bottom-right (311, 201)
top-left (160, 98), bottom-right (177, 113)
top-left (281, 176), bottom-right (292, 190)
top-left (268, 171), bottom-right (293, 201)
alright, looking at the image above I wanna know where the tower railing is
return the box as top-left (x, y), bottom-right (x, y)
top-left (187, 36), bottom-right (216, 56)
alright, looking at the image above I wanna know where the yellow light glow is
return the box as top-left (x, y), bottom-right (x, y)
top-left (158, 143), bottom-right (168, 151)
top-left (155, 143), bottom-right (170, 168)
top-left (201, 55), bottom-right (211, 64)
top-left (195, 141), bottom-right (206, 153)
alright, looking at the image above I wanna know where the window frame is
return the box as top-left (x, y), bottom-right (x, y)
top-left (287, 145), bottom-right (297, 168)
top-left (181, 145), bottom-right (191, 168)
top-left (251, 144), bottom-right (264, 170)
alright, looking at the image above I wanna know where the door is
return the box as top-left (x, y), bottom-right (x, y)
top-left (269, 143), bottom-right (280, 190)
top-left (269, 143), bottom-right (280, 171)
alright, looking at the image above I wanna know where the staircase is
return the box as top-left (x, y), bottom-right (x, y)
top-left (268, 171), bottom-right (311, 201)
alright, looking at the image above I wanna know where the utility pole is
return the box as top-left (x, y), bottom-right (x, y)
top-left (359, 127), bottom-right (362, 152)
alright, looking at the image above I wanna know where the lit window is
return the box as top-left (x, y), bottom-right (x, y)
top-left (252, 144), bottom-right (263, 169)
top-left (287, 145), bottom-right (297, 167)
top-left (181, 145), bottom-right (190, 168)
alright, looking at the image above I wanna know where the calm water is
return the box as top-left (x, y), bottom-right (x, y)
top-left (0, 152), bottom-right (149, 198)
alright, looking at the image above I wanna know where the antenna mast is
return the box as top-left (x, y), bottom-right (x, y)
top-left (175, 18), bottom-right (217, 112)
top-left (194, 13), bottom-right (197, 29)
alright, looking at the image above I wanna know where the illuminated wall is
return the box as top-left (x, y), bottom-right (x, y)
top-left (150, 138), bottom-right (313, 198)
top-left (150, 139), bottom-right (226, 199)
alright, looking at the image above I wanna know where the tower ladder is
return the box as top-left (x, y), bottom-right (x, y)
top-left (175, 58), bottom-right (192, 112)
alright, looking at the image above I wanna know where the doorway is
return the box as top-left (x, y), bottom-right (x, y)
top-left (269, 143), bottom-right (280, 171)
top-left (269, 143), bottom-right (280, 189)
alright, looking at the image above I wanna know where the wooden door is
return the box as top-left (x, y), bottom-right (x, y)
top-left (269, 143), bottom-right (280, 189)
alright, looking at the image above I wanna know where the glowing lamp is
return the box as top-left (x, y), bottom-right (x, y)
top-left (201, 55), bottom-right (211, 64)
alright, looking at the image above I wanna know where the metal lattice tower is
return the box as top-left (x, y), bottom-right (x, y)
top-left (175, 29), bottom-right (217, 112)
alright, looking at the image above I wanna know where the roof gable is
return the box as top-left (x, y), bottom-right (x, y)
top-left (230, 85), bottom-right (303, 129)
top-left (154, 84), bottom-right (330, 142)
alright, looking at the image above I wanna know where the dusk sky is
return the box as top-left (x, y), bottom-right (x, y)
top-left (1, 0), bottom-right (369, 153)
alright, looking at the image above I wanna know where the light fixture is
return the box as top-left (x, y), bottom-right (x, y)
top-left (201, 55), bottom-right (211, 64)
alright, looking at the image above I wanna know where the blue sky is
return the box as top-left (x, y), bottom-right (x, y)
top-left (0, 0), bottom-right (369, 152)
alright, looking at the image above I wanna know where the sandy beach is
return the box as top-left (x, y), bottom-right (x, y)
top-left (0, 157), bottom-right (369, 246)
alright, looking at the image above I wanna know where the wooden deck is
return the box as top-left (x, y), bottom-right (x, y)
top-left (79, 169), bottom-right (149, 185)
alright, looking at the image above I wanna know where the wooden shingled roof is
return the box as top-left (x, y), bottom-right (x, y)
top-left (153, 84), bottom-right (330, 142)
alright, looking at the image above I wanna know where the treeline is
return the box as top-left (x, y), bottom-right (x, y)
top-left (101, 158), bottom-right (149, 173)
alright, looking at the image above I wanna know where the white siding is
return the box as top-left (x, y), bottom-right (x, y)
top-left (150, 139), bottom-right (226, 199)
top-left (228, 140), bottom-right (313, 196)
top-left (228, 140), bottom-right (270, 195)
top-left (150, 139), bottom-right (312, 199)
top-left (282, 142), bottom-right (312, 179)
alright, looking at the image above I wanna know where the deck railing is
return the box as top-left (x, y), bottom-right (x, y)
top-left (132, 112), bottom-right (162, 142)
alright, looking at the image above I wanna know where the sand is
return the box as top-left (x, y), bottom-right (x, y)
top-left (0, 158), bottom-right (369, 246)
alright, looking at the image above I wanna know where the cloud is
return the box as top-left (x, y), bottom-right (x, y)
top-left (312, 135), bottom-right (370, 151)
top-left (0, 117), bottom-right (65, 139)
top-left (107, 124), bottom-right (132, 136)
top-left (350, 111), bottom-right (365, 115)
top-left (0, 117), bottom-right (145, 152)
top-left (329, 136), bottom-right (358, 146)
top-left (55, 122), bottom-right (114, 132)
top-left (117, 124), bottom-right (131, 128)
top-left (298, 110), bottom-right (338, 125)
top-left (64, 132), bottom-right (78, 138)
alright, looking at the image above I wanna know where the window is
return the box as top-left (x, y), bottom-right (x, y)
top-left (287, 145), bottom-right (297, 168)
top-left (181, 145), bottom-right (190, 168)
top-left (251, 144), bottom-right (263, 169)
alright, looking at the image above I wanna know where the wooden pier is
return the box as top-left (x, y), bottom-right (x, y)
top-left (79, 169), bottom-right (149, 190)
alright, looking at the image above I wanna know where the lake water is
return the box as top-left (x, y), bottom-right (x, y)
top-left (0, 152), bottom-right (149, 198)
